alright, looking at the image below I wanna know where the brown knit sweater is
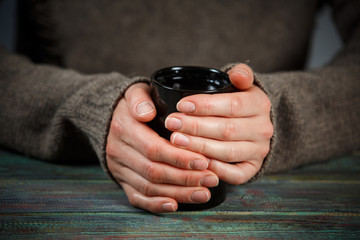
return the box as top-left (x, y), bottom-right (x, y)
top-left (0, 0), bottom-right (359, 180)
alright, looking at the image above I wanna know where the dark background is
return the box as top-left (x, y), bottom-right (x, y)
top-left (0, 0), bottom-right (343, 70)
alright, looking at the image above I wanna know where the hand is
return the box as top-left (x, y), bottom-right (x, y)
top-left (106, 83), bottom-right (219, 213)
top-left (165, 64), bottom-right (273, 185)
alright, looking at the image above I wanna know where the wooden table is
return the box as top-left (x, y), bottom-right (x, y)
top-left (0, 149), bottom-right (359, 239)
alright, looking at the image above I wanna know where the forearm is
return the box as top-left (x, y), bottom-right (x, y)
top-left (221, 3), bottom-right (360, 176)
top-left (0, 46), bottom-right (148, 168)
top-left (258, 66), bottom-right (359, 173)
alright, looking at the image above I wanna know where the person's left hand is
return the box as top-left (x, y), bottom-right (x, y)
top-left (164, 63), bottom-right (273, 185)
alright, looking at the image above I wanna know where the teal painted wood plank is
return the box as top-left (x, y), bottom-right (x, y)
top-left (1, 213), bottom-right (359, 239)
top-left (0, 150), bottom-right (359, 239)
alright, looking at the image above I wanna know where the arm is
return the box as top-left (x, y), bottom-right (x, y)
top-left (0, 47), bottom-right (219, 213)
top-left (0, 46), bottom-right (144, 170)
top-left (105, 1), bottom-right (360, 212)
top-left (165, 0), bottom-right (360, 183)
top-left (253, 0), bottom-right (360, 174)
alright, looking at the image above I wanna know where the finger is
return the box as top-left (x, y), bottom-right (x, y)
top-left (112, 99), bottom-right (209, 170)
top-left (114, 166), bottom-right (211, 204)
top-left (165, 113), bottom-right (273, 141)
top-left (176, 86), bottom-right (269, 117)
top-left (125, 83), bottom-right (156, 122)
top-left (107, 135), bottom-right (219, 187)
top-left (208, 159), bottom-right (261, 185)
top-left (170, 133), bottom-right (268, 163)
top-left (227, 63), bottom-right (254, 90)
top-left (120, 182), bottom-right (178, 213)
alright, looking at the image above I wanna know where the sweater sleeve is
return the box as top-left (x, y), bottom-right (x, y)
top-left (226, 1), bottom-right (360, 177)
top-left (0, 46), bottom-right (149, 176)
top-left (263, 0), bottom-right (360, 174)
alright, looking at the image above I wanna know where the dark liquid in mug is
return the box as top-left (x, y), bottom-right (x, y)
top-left (155, 68), bottom-right (232, 91)
top-left (157, 75), bottom-right (231, 91)
top-left (149, 66), bottom-right (233, 211)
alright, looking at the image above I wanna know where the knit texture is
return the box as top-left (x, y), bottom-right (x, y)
top-left (1, 0), bottom-right (359, 184)
top-left (0, 47), bottom-right (149, 177)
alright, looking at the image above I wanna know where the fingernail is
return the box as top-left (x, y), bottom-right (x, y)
top-left (190, 159), bottom-right (208, 170)
top-left (161, 202), bottom-right (176, 212)
top-left (172, 133), bottom-right (189, 147)
top-left (233, 68), bottom-right (250, 79)
top-left (136, 101), bottom-right (155, 116)
top-left (191, 191), bottom-right (210, 203)
top-left (165, 117), bottom-right (182, 130)
top-left (201, 174), bottom-right (219, 187)
top-left (177, 101), bottom-right (195, 113)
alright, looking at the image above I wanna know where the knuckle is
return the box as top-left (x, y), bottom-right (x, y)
top-left (174, 189), bottom-right (190, 203)
top-left (190, 120), bottom-right (200, 136)
top-left (127, 189), bottom-right (158, 213)
top-left (227, 146), bottom-right (241, 162)
top-left (262, 97), bottom-right (272, 113)
top-left (127, 192), bottom-right (148, 212)
top-left (173, 191), bottom-right (183, 202)
top-left (205, 100), bottom-right (212, 113)
top-left (229, 95), bottom-right (242, 116)
top-left (144, 163), bottom-right (161, 183)
top-left (199, 141), bottom-right (209, 155)
top-left (183, 174), bottom-right (197, 186)
top-left (263, 123), bottom-right (274, 139)
top-left (110, 119), bottom-right (125, 136)
top-left (147, 204), bottom-right (160, 214)
top-left (260, 144), bottom-right (271, 160)
top-left (139, 180), bottom-right (153, 197)
top-left (221, 122), bottom-right (237, 140)
top-left (106, 158), bottom-right (117, 174)
top-left (172, 153), bottom-right (187, 169)
top-left (144, 141), bottom-right (159, 160)
top-left (105, 142), bottom-right (117, 159)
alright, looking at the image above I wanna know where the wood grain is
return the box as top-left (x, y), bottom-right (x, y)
top-left (0, 150), bottom-right (359, 239)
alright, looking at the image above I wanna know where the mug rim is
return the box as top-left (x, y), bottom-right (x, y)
top-left (150, 66), bottom-right (233, 93)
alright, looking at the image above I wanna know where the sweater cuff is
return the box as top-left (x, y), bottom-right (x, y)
top-left (64, 72), bottom-right (150, 180)
top-left (100, 75), bottom-right (151, 180)
top-left (99, 75), bottom-right (150, 181)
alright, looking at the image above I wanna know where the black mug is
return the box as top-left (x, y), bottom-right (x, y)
top-left (148, 66), bottom-right (236, 211)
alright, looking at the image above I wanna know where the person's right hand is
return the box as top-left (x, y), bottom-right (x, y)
top-left (105, 83), bottom-right (219, 213)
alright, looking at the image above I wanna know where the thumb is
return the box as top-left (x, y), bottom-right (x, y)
top-left (124, 83), bottom-right (157, 122)
top-left (228, 63), bottom-right (254, 90)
